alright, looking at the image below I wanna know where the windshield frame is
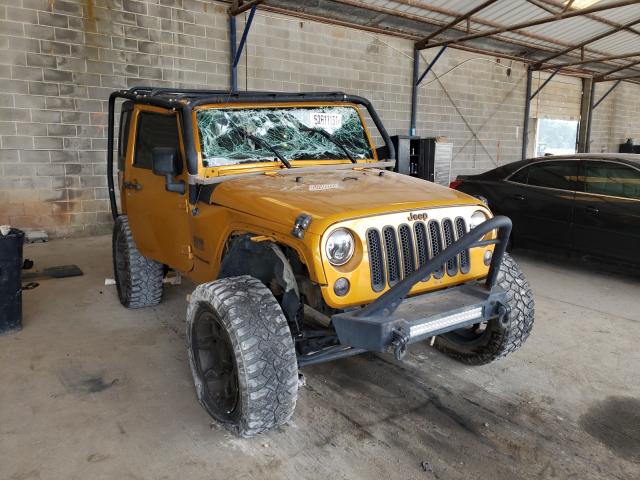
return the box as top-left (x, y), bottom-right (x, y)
top-left (191, 101), bottom-right (378, 175)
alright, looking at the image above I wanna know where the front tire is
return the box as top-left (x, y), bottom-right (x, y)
top-left (112, 215), bottom-right (164, 308)
top-left (186, 275), bottom-right (298, 437)
top-left (434, 252), bottom-right (534, 365)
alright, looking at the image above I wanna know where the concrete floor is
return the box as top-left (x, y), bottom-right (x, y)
top-left (1, 235), bottom-right (639, 480)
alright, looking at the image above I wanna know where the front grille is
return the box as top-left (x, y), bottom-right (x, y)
top-left (382, 226), bottom-right (401, 286)
top-left (414, 222), bottom-right (429, 281)
top-left (367, 229), bottom-right (385, 292)
top-left (366, 217), bottom-right (471, 291)
top-left (398, 224), bottom-right (415, 278)
top-left (442, 219), bottom-right (458, 276)
top-left (428, 220), bottom-right (444, 279)
top-left (456, 217), bottom-right (470, 274)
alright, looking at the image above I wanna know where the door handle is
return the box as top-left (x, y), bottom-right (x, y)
top-left (585, 206), bottom-right (599, 215)
top-left (513, 194), bottom-right (526, 201)
top-left (123, 180), bottom-right (142, 191)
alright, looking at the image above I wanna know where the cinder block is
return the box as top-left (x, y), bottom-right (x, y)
top-left (2, 136), bottom-right (34, 149)
top-left (38, 12), bottom-right (69, 28)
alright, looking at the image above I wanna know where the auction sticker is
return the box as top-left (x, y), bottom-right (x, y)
top-left (310, 113), bottom-right (342, 132)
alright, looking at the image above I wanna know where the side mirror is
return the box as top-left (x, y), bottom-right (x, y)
top-left (152, 147), bottom-right (180, 176)
top-left (151, 147), bottom-right (185, 194)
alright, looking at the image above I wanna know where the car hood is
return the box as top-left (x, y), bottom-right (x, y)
top-left (211, 168), bottom-right (481, 234)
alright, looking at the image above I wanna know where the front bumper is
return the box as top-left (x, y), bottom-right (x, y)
top-left (298, 216), bottom-right (512, 367)
top-left (332, 283), bottom-right (508, 356)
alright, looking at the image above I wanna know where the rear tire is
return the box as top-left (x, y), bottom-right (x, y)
top-left (112, 215), bottom-right (164, 308)
top-left (434, 252), bottom-right (534, 365)
top-left (186, 275), bottom-right (298, 437)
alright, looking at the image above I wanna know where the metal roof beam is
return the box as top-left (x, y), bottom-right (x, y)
top-left (596, 59), bottom-right (640, 79)
top-left (391, 0), bottom-right (593, 49)
top-left (538, 51), bottom-right (640, 69)
top-left (562, 0), bottom-right (575, 14)
top-left (525, 0), bottom-right (558, 15)
top-left (530, 67), bottom-right (561, 99)
top-left (255, 1), bottom-right (640, 80)
top-left (229, 0), bottom-right (264, 16)
top-left (538, 0), bottom-right (640, 38)
top-left (420, 0), bottom-right (499, 44)
top-left (597, 73), bottom-right (640, 82)
top-left (417, 0), bottom-right (640, 50)
top-left (593, 80), bottom-right (622, 109)
top-left (533, 17), bottom-right (640, 67)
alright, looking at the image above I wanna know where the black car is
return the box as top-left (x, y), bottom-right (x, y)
top-left (450, 154), bottom-right (640, 265)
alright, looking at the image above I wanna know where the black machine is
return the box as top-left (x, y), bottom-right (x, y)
top-left (619, 138), bottom-right (640, 154)
top-left (391, 135), bottom-right (437, 182)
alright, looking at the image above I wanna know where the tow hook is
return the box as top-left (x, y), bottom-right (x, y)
top-left (497, 302), bottom-right (511, 328)
top-left (389, 328), bottom-right (410, 361)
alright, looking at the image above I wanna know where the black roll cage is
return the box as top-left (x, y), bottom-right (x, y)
top-left (107, 87), bottom-right (397, 220)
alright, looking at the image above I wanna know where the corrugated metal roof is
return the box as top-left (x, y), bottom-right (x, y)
top-left (260, 0), bottom-right (640, 82)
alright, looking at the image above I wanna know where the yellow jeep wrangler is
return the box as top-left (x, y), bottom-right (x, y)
top-left (107, 87), bottom-right (534, 437)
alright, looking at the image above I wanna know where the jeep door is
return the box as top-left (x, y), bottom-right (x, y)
top-left (571, 160), bottom-right (640, 264)
top-left (121, 105), bottom-right (193, 272)
top-left (505, 160), bottom-right (579, 248)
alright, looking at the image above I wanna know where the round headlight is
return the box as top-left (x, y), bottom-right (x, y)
top-left (469, 210), bottom-right (489, 229)
top-left (325, 228), bottom-right (355, 266)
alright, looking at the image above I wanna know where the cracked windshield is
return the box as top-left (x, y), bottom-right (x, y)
top-left (197, 106), bottom-right (373, 166)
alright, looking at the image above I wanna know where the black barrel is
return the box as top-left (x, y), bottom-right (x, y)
top-left (0, 228), bottom-right (24, 335)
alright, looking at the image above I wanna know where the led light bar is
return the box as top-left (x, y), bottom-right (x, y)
top-left (409, 307), bottom-right (483, 338)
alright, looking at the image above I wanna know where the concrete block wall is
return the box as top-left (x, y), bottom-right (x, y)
top-left (590, 82), bottom-right (616, 154)
top-left (415, 50), bottom-right (527, 176)
top-left (0, 0), bottom-right (230, 237)
top-left (1, 0), bottom-right (638, 237)
top-left (590, 81), bottom-right (640, 154)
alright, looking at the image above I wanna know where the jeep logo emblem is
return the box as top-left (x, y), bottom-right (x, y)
top-left (407, 212), bottom-right (428, 222)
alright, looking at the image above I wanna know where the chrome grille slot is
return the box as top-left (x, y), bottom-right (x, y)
top-left (455, 217), bottom-right (470, 274)
top-left (382, 226), bottom-right (401, 286)
top-left (398, 224), bottom-right (415, 279)
top-left (366, 229), bottom-right (385, 292)
top-left (413, 222), bottom-right (429, 281)
top-left (442, 219), bottom-right (458, 276)
top-left (428, 220), bottom-right (445, 279)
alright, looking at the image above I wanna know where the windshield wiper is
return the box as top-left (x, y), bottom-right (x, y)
top-left (245, 131), bottom-right (291, 169)
top-left (231, 125), bottom-right (292, 169)
top-left (300, 126), bottom-right (356, 163)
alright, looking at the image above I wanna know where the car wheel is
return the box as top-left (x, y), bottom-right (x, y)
top-left (434, 253), bottom-right (534, 365)
top-left (112, 215), bottom-right (164, 308)
top-left (186, 275), bottom-right (298, 437)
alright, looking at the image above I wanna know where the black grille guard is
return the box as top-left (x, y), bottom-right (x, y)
top-left (298, 216), bottom-right (513, 367)
top-left (350, 215), bottom-right (512, 319)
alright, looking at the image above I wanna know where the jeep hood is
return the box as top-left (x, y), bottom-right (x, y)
top-left (211, 168), bottom-right (481, 234)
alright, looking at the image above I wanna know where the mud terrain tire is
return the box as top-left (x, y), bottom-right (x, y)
top-left (112, 215), bottom-right (164, 308)
top-left (186, 275), bottom-right (298, 437)
top-left (434, 253), bottom-right (534, 365)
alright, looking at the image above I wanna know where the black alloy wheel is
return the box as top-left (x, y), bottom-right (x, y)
top-left (191, 306), bottom-right (240, 422)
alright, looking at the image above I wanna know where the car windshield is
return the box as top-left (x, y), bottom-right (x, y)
top-left (196, 106), bottom-right (373, 166)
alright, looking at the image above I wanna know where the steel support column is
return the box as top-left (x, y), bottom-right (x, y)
top-left (228, 5), bottom-right (257, 93)
top-left (577, 77), bottom-right (594, 153)
top-left (522, 68), bottom-right (533, 161)
top-left (410, 48), bottom-right (419, 136)
top-left (229, 15), bottom-right (238, 93)
top-left (410, 45), bottom-right (447, 136)
top-left (585, 79), bottom-right (596, 153)
top-left (585, 79), bottom-right (622, 150)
